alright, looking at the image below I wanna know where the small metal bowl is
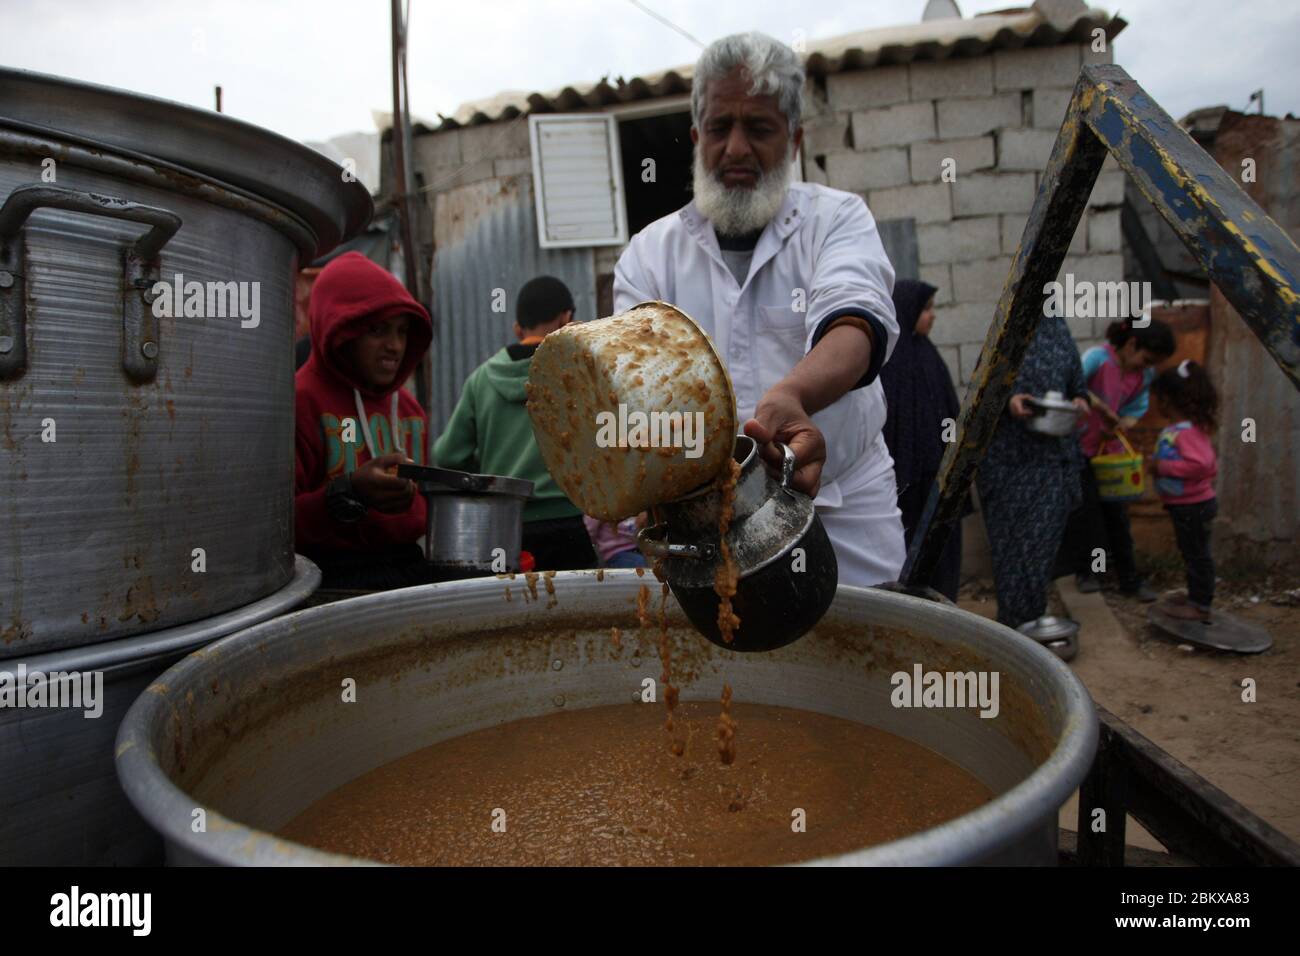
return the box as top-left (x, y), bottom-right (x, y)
top-left (1024, 391), bottom-right (1080, 437)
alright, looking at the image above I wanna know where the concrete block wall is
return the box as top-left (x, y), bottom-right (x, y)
top-left (805, 42), bottom-right (1124, 392)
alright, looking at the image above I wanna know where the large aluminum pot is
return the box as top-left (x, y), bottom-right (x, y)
top-left (527, 301), bottom-right (737, 520)
top-left (0, 556), bottom-right (319, 866)
top-left (0, 70), bottom-right (371, 655)
top-left (117, 573), bottom-right (1097, 866)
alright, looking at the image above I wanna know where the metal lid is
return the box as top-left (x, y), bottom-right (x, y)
top-left (1017, 615), bottom-right (1081, 641)
top-left (0, 68), bottom-right (372, 258)
top-left (398, 464), bottom-right (534, 499)
top-left (1026, 391), bottom-right (1076, 412)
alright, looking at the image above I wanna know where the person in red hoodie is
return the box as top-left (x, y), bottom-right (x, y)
top-left (295, 252), bottom-right (433, 590)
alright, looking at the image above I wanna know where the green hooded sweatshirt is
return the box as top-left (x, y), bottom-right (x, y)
top-left (433, 345), bottom-right (580, 522)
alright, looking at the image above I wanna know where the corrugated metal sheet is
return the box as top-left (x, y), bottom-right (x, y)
top-left (429, 195), bottom-right (595, 440)
top-left (430, 5), bottom-right (1125, 130)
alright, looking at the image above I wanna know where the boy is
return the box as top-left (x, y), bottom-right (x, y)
top-left (294, 252), bottom-right (433, 589)
top-left (434, 276), bottom-right (596, 570)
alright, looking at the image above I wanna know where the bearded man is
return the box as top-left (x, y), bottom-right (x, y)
top-left (613, 31), bottom-right (905, 586)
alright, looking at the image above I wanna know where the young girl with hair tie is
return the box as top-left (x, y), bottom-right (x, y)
top-left (1149, 360), bottom-right (1220, 622)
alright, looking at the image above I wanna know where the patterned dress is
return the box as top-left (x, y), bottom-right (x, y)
top-left (975, 315), bottom-right (1086, 628)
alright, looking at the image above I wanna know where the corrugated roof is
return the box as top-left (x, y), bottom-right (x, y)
top-left (427, 3), bottom-right (1124, 132)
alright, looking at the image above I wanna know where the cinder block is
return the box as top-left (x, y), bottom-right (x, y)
top-left (999, 128), bottom-right (1059, 172)
top-left (937, 94), bottom-right (1021, 139)
top-left (930, 302), bottom-right (997, 346)
top-left (910, 136), bottom-right (995, 182)
top-left (952, 256), bottom-right (1015, 302)
top-left (493, 156), bottom-right (531, 177)
top-left (802, 115), bottom-right (851, 155)
top-left (826, 148), bottom-right (911, 191)
top-left (802, 153), bottom-right (829, 185)
top-left (1087, 209), bottom-right (1122, 252)
top-left (909, 57), bottom-right (994, 101)
top-left (1032, 88), bottom-right (1074, 130)
top-left (1089, 170), bottom-right (1127, 206)
top-left (852, 102), bottom-right (936, 148)
top-left (458, 118), bottom-right (530, 162)
top-left (993, 45), bottom-right (1082, 92)
top-left (828, 65), bottom-right (911, 111)
top-left (416, 128), bottom-right (462, 168)
top-left (1083, 39), bottom-right (1115, 66)
top-left (866, 181), bottom-right (952, 224)
top-left (960, 342), bottom-right (989, 383)
top-left (802, 76), bottom-right (832, 120)
top-left (953, 172), bottom-right (1036, 216)
top-left (919, 263), bottom-right (953, 304)
top-left (427, 158), bottom-right (496, 191)
top-left (918, 215), bottom-right (1001, 265)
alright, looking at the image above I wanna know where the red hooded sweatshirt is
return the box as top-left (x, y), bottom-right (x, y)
top-left (295, 252), bottom-right (433, 554)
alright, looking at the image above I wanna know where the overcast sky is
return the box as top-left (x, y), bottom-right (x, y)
top-left (3, 0), bottom-right (1297, 144)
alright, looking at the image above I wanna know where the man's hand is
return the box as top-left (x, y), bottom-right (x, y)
top-left (351, 453), bottom-right (416, 513)
top-left (743, 383), bottom-right (826, 497)
top-left (1072, 397), bottom-right (1090, 419)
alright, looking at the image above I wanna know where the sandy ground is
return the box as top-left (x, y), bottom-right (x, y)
top-left (958, 574), bottom-right (1300, 855)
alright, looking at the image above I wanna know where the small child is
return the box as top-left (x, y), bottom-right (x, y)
top-left (1149, 360), bottom-right (1219, 622)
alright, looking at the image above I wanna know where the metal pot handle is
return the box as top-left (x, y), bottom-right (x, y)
top-left (636, 524), bottom-right (716, 562)
top-left (0, 184), bottom-right (183, 383)
top-left (776, 441), bottom-right (796, 491)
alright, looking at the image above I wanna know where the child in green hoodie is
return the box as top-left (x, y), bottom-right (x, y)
top-left (433, 276), bottom-right (597, 570)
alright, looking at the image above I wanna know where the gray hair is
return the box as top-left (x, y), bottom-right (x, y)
top-left (691, 32), bottom-right (805, 137)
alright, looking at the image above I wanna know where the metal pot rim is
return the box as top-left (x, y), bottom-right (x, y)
top-left (115, 573), bottom-right (1098, 866)
top-left (0, 68), bottom-right (372, 256)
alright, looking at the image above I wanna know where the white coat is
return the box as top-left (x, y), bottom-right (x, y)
top-left (613, 181), bottom-right (907, 586)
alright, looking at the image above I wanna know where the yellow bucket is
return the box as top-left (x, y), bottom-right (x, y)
top-left (1091, 430), bottom-right (1145, 502)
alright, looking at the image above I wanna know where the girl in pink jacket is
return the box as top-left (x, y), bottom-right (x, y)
top-left (1150, 361), bottom-right (1219, 622)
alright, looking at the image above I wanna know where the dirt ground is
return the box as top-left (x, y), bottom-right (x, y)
top-left (959, 569), bottom-right (1300, 852)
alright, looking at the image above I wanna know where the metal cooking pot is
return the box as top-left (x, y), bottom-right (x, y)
top-left (0, 555), bottom-right (318, 865)
top-left (0, 72), bottom-right (370, 655)
top-left (400, 464), bottom-right (533, 572)
top-left (527, 301), bottom-right (737, 520)
top-left (638, 435), bottom-right (837, 652)
top-left (117, 573), bottom-right (1098, 866)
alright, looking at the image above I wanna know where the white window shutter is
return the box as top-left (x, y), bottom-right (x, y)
top-left (529, 114), bottom-right (628, 248)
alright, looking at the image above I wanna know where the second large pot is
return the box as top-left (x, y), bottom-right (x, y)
top-left (0, 72), bottom-right (370, 656)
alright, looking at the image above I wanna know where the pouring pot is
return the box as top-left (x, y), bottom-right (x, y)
top-left (638, 435), bottom-right (837, 652)
top-left (399, 465), bottom-right (533, 572)
top-left (527, 301), bottom-right (737, 520)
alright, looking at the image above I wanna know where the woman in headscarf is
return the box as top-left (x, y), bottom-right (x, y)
top-left (882, 280), bottom-right (966, 599)
top-left (976, 312), bottom-right (1090, 628)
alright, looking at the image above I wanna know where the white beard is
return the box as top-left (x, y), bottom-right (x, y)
top-left (692, 148), bottom-right (793, 237)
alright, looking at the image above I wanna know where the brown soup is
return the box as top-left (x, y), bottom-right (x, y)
top-left (281, 701), bottom-right (992, 866)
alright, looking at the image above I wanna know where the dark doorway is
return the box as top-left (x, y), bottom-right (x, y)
top-left (618, 111), bottom-right (694, 236)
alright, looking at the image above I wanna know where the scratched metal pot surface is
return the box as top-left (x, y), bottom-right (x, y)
top-left (527, 301), bottom-right (737, 520)
top-left (0, 74), bottom-right (370, 656)
top-left (117, 573), bottom-right (1097, 866)
top-left (0, 556), bottom-right (319, 866)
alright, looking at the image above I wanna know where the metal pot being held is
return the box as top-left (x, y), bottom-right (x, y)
top-left (638, 435), bottom-right (837, 652)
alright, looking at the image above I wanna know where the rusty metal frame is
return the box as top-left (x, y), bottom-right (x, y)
top-left (902, 62), bottom-right (1300, 588)
top-left (1077, 707), bottom-right (1300, 866)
